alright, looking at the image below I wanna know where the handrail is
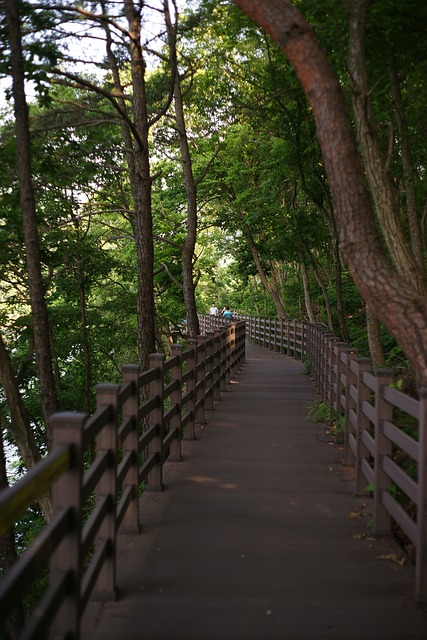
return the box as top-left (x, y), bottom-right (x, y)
top-left (0, 323), bottom-right (246, 639)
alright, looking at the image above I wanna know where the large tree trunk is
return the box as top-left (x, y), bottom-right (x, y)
top-left (5, 0), bottom-right (58, 442)
top-left (164, 0), bottom-right (200, 338)
top-left (124, 0), bottom-right (156, 367)
top-left (234, 0), bottom-right (427, 384)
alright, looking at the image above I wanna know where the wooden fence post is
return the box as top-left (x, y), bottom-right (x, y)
top-left (121, 364), bottom-right (141, 533)
top-left (219, 328), bottom-right (227, 392)
top-left (416, 388), bottom-right (427, 603)
top-left (196, 336), bottom-right (207, 424)
top-left (342, 349), bottom-right (358, 465)
top-left (169, 344), bottom-right (183, 461)
top-left (236, 322), bottom-right (246, 370)
top-left (212, 329), bottom-right (222, 401)
top-left (354, 358), bottom-right (373, 496)
top-left (373, 368), bottom-right (394, 535)
top-left (205, 332), bottom-right (215, 411)
top-left (271, 318), bottom-right (276, 351)
top-left (318, 330), bottom-right (329, 396)
top-left (310, 325), bottom-right (319, 389)
top-left (94, 384), bottom-right (120, 599)
top-left (332, 341), bottom-right (347, 415)
top-left (50, 412), bottom-right (86, 638)
top-left (147, 354), bottom-right (165, 491)
top-left (183, 339), bottom-right (197, 440)
top-left (228, 323), bottom-right (237, 380)
top-left (249, 315), bottom-right (254, 342)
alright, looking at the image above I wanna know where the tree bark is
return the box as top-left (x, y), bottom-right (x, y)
top-left (164, 0), bottom-right (200, 338)
top-left (366, 304), bottom-right (385, 368)
top-left (234, 0), bottom-right (427, 384)
top-left (5, 0), bottom-right (58, 442)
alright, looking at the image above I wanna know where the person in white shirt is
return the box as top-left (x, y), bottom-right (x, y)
top-left (209, 304), bottom-right (219, 316)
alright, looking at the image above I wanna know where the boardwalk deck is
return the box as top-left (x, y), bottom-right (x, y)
top-left (82, 342), bottom-right (427, 639)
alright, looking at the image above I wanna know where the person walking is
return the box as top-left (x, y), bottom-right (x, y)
top-left (209, 303), bottom-right (219, 316)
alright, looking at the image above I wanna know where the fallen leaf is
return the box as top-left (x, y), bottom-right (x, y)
top-left (377, 553), bottom-right (406, 566)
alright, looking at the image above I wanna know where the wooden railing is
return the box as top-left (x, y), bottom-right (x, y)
top-left (3, 311), bottom-right (427, 634)
top-left (0, 322), bottom-right (245, 639)
top-left (225, 314), bottom-right (426, 604)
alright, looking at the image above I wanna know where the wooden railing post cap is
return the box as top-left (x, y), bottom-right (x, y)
top-left (417, 388), bottom-right (427, 400)
top-left (374, 368), bottom-right (395, 377)
top-left (50, 411), bottom-right (87, 430)
top-left (50, 412), bottom-right (87, 449)
top-left (121, 363), bottom-right (140, 374)
top-left (356, 357), bottom-right (372, 365)
top-left (170, 343), bottom-right (183, 353)
top-left (149, 353), bottom-right (166, 361)
top-left (95, 383), bottom-right (120, 396)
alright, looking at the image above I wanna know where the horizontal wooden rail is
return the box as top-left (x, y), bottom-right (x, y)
top-left (0, 323), bottom-right (245, 640)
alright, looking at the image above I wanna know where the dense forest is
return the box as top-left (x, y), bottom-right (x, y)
top-left (0, 0), bottom-right (427, 628)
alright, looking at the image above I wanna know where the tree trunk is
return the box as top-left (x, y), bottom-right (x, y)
top-left (77, 258), bottom-right (91, 414)
top-left (0, 431), bottom-right (25, 639)
top-left (366, 304), bottom-right (385, 368)
top-left (0, 333), bottom-right (52, 521)
top-left (312, 265), bottom-right (334, 332)
top-left (300, 262), bottom-right (316, 323)
top-left (389, 64), bottom-right (424, 271)
top-left (124, 0), bottom-right (156, 367)
top-left (164, 0), bottom-right (200, 338)
top-left (331, 239), bottom-right (350, 343)
top-left (5, 0), bottom-right (58, 442)
top-left (348, 0), bottom-right (426, 296)
top-left (245, 226), bottom-right (288, 319)
top-left (234, 0), bottom-right (427, 385)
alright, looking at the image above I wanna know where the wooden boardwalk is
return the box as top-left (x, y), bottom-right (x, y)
top-left (82, 342), bottom-right (427, 639)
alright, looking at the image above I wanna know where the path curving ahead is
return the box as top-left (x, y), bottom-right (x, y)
top-left (82, 343), bottom-right (427, 639)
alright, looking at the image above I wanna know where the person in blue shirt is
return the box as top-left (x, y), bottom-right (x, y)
top-left (222, 306), bottom-right (233, 319)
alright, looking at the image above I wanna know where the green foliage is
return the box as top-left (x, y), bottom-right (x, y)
top-left (306, 400), bottom-right (333, 423)
top-left (302, 355), bottom-right (311, 376)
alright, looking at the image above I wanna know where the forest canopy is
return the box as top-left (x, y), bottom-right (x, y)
top-left (0, 0), bottom-right (427, 484)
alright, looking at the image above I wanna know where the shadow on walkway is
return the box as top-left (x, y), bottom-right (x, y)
top-left (82, 343), bottom-right (427, 639)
